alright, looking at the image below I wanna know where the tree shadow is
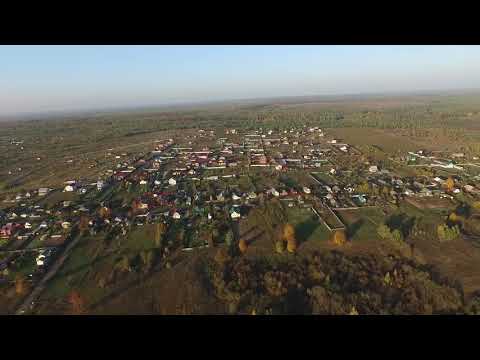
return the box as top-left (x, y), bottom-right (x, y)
top-left (386, 213), bottom-right (415, 238)
top-left (245, 230), bottom-right (265, 245)
top-left (347, 219), bottom-right (364, 239)
top-left (295, 217), bottom-right (320, 244)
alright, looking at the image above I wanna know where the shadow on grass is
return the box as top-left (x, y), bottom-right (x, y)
top-left (88, 266), bottom-right (161, 313)
top-left (245, 230), bottom-right (265, 245)
top-left (58, 252), bottom-right (113, 279)
top-left (295, 217), bottom-right (320, 244)
top-left (347, 219), bottom-right (364, 239)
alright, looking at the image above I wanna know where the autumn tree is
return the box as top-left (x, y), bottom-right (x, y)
top-left (287, 237), bottom-right (297, 253)
top-left (154, 222), bottom-right (166, 247)
top-left (275, 240), bottom-right (285, 254)
top-left (15, 275), bottom-right (26, 295)
top-left (79, 215), bottom-right (89, 233)
top-left (214, 248), bottom-right (230, 266)
top-left (283, 223), bottom-right (295, 243)
top-left (473, 201), bottom-right (480, 211)
top-left (331, 229), bottom-right (347, 245)
top-left (446, 177), bottom-right (455, 192)
top-left (131, 199), bottom-right (142, 215)
top-left (68, 290), bottom-right (86, 315)
top-left (239, 239), bottom-right (248, 254)
top-left (357, 182), bottom-right (369, 194)
top-left (98, 206), bottom-right (111, 219)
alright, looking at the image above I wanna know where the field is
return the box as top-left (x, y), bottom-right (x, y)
top-left (3, 92), bottom-right (480, 314)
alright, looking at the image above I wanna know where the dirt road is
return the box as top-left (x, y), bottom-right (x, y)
top-left (14, 232), bottom-right (83, 315)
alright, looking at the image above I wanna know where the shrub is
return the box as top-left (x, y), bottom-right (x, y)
top-left (437, 224), bottom-right (461, 242)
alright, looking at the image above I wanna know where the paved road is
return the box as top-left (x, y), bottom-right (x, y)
top-left (15, 232), bottom-right (83, 315)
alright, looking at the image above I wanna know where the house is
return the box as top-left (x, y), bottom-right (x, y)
top-left (168, 178), bottom-right (177, 186)
top-left (303, 187), bottom-right (311, 194)
top-left (63, 185), bottom-right (73, 192)
top-left (232, 193), bottom-right (241, 201)
top-left (269, 188), bottom-right (280, 197)
top-left (38, 188), bottom-right (49, 196)
top-left (172, 212), bottom-right (181, 220)
top-left (36, 254), bottom-right (46, 266)
top-left (61, 221), bottom-right (71, 229)
top-left (368, 165), bottom-right (378, 173)
top-left (230, 210), bottom-right (241, 219)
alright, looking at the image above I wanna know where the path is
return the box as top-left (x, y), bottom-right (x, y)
top-left (15, 232), bottom-right (83, 315)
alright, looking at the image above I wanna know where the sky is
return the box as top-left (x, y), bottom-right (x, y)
top-left (1, 45), bottom-right (480, 116)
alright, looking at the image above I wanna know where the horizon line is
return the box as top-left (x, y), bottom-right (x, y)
top-left (2, 87), bottom-right (480, 122)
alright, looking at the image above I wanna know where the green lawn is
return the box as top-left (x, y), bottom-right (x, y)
top-left (286, 207), bottom-right (330, 244)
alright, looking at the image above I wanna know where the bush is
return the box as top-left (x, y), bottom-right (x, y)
top-left (437, 224), bottom-right (461, 242)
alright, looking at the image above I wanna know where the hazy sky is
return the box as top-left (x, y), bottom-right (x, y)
top-left (1, 45), bottom-right (479, 116)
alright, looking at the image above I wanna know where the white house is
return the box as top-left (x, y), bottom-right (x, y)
top-left (232, 194), bottom-right (241, 201)
top-left (63, 185), bottom-right (74, 192)
top-left (270, 188), bottom-right (280, 197)
top-left (172, 212), bottom-right (181, 219)
top-left (368, 165), bottom-right (378, 173)
top-left (168, 178), bottom-right (177, 186)
top-left (230, 211), bottom-right (241, 219)
top-left (303, 187), bottom-right (311, 194)
top-left (36, 254), bottom-right (46, 266)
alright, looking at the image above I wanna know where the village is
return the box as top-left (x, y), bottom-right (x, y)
top-left (1, 123), bottom-right (480, 313)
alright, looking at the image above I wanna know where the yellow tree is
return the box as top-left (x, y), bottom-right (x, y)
top-left (15, 275), bottom-right (26, 295)
top-left (287, 238), bottom-right (297, 253)
top-left (331, 230), bottom-right (347, 245)
top-left (283, 224), bottom-right (295, 243)
top-left (446, 177), bottom-right (455, 192)
top-left (98, 206), bottom-right (111, 219)
top-left (154, 222), bottom-right (166, 247)
top-left (239, 239), bottom-right (248, 254)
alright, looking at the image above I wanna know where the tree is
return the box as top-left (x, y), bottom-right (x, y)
top-left (68, 290), bottom-right (86, 315)
top-left (98, 206), bottom-right (111, 219)
top-left (446, 177), bottom-right (455, 192)
top-left (357, 182), bottom-right (369, 194)
top-left (214, 248), bottom-right (230, 265)
top-left (275, 240), bottom-right (285, 254)
top-left (287, 238), bottom-right (297, 253)
top-left (331, 230), bottom-right (347, 245)
top-left (377, 224), bottom-right (392, 239)
top-left (283, 223), bottom-right (295, 243)
top-left (391, 229), bottom-right (404, 243)
top-left (79, 215), bottom-right (89, 233)
top-left (15, 275), bottom-right (26, 295)
top-left (154, 222), bottom-right (166, 247)
top-left (140, 250), bottom-right (155, 273)
top-left (437, 224), bottom-right (461, 242)
top-left (224, 229), bottom-right (234, 248)
top-left (473, 201), bottom-right (480, 211)
top-left (239, 239), bottom-right (248, 254)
